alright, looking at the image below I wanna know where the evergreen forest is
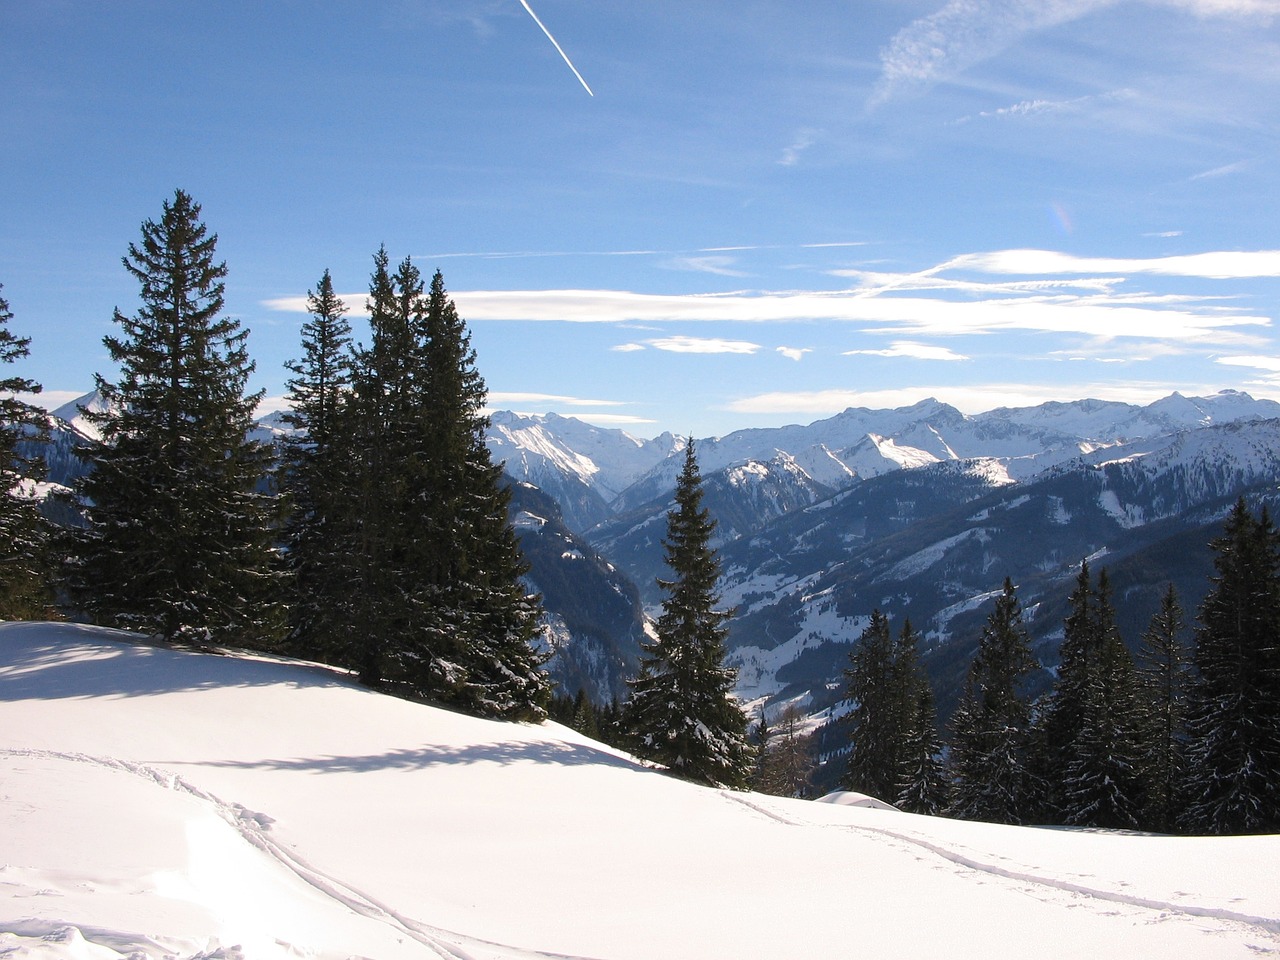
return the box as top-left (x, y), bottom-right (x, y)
top-left (2, 191), bottom-right (1279, 832)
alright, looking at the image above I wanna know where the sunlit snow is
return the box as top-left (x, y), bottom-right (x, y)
top-left (1, 622), bottom-right (1277, 959)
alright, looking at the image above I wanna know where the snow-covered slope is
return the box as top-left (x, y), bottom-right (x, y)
top-left (2, 622), bottom-right (1278, 960)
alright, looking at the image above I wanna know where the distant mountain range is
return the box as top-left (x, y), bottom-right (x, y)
top-left (33, 389), bottom-right (1280, 715)
top-left (489, 390), bottom-right (1280, 716)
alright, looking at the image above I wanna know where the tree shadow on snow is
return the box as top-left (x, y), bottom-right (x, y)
top-left (0, 621), bottom-right (351, 701)
top-left (198, 739), bottom-right (646, 774)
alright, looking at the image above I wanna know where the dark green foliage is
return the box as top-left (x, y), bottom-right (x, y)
top-left (948, 578), bottom-right (1038, 824)
top-left (287, 254), bottom-right (548, 720)
top-left (1136, 583), bottom-right (1189, 832)
top-left (841, 613), bottom-right (944, 810)
top-left (625, 441), bottom-right (752, 788)
top-left (0, 284), bottom-right (56, 619)
top-left (279, 270), bottom-right (353, 660)
top-left (1035, 562), bottom-right (1144, 828)
top-left (840, 611), bottom-right (898, 800)
top-left (1181, 499), bottom-right (1280, 834)
top-left (69, 191), bottom-right (282, 647)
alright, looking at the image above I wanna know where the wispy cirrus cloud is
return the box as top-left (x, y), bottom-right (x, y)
top-left (872, 0), bottom-right (1113, 104)
top-left (952, 248), bottom-right (1280, 279)
top-left (262, 247), bottom-right (1277, 347)
top-left (486, 391), bottom-right (626, 407)
top-left (1190, 159), bottom-right (1254, 181)
top-left (778, 129), bottom-right (820, 167)
top-left (872, 0), bottom-right (1277, 104)
top-left (618, 335), bottom-right (763, 355)
top-left (664, 255), bottom-right (749, 277)
top-left (844, 341), bottom-right (970, 361)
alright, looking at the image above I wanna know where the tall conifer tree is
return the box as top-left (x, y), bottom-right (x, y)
top-left (315, 256), bottom-right (547, 719)
top-left (1181, 499), bottom-right (1280, 834)
top-left (948, 578), bottom-right (1038, 824)
top-left (412, 270), bottom-right (548, 719)
top-left (279, 269), bottom-right (353, 659)
top-left (840, 610), bottom-right (900, 801)
top-left (625, 440), bottom-right (751, 787)
top-left (1036, 563), bottom-right (1143, 827)
top-left (0, 284), bottom-right (55, 618)
top-left (70, 190), bottom-right (281, 646)
top-left (1137, 583), bottom-right (1188, 833)
top-left (894, 620), bottom-right (946, 814)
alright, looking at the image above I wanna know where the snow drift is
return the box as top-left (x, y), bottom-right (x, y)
top-left (1, 621), bottom-right (1277, 959)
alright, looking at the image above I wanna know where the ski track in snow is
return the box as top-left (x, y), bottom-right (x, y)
top-left (1, 748), bottom-right (611, 960)
top-left (721, 792), bottom-right (1280, 946)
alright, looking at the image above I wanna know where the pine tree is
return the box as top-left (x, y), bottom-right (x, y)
top-left (1136, 583), bottom-right (1188, 833)
top-left (840, 610), bottom-right (902, 801)
top-left (69, 190), bottom-right (282, 647)
top-left (1181, 499), bottom-right (1280, 834)
top-left (1037, 563), bottom-right (1144, 828)
top-left (415, 270), bottom-right (549, 720)
top-left (896, 649), bottom-right (946, 815)
top-left (624, 440), bottom-right (751, 788)
top-left (948, 578), bottom-right (1038, 824)
top-left (339, 247), bottom-right (414, 685)
top-left (317, 256), bottom-right (547, 719)
top-left (0, 284), bottom-right (55, 619)
top-left (279, 269), bottom-right (354, 660)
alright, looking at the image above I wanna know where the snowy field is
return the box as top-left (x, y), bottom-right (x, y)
top-left (1, 621), bottom-right (1277, 959)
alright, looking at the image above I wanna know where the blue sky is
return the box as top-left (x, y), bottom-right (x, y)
top-left (3, 0), bottom-right (1280, 438)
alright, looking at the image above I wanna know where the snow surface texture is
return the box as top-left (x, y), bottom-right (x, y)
top-left (2, 622), bottom-right (1278, 959)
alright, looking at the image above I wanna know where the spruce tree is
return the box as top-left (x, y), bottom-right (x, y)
top-left (948, 578), bottom-right (1038, 824)
top-left (414, 269), bottom-right (548, 720)
top-left (69, 190), bottom-right (282, 647)
top-left (840, 610), bottom-right (902, 801)
top-left (1181, 499), bottom-right (1280, 834)
top-left (340, 247), bottom-right (414, 684)
top-left (0, 284), bottom-right (55, 619)
top-left (894, 621), bottom-right (947, 815)
top-left (279, 270), bottom-right (354, 660)
top-left (1037, 563), bottom-right (1144, 827)
top-left (624, 440), bottom-right (751, 788)
top-left (320, 256), bottom-right (547, 719)
top-left (1136, 583), bottom-right (1188, 833)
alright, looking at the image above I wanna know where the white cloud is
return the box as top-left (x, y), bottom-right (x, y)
top-left (1217, 354), bottom-right (1280, 373)
top-left (1190, 160), bottom-right (1254, 181)
top-left (487, 391), bottom-right (627, 407)
top-left (954, 248), bottom-right (1280, 279)
top-left (665, 256), bottom-right (749, 277)
top-left (18, 389), bottom-right (84, 414)
top-left (611, 342), bottom-right (647, 352)
top-left (776, 346), bottom-right (811, 361)
top-left (778, 129), bottom-right (819, 167)
top-left (261, 247), bottom-right (1275, 347)
top-left (872, 0), bottom-right (1114, 104)
top-left (844, 341), bottom-right (971, 361)
top-left (872, 0), bottom-right (1277, 104)
top-left (441, 286), bottom-right (1262, 344)
top-left (645, 335), bottom-right (762, 355)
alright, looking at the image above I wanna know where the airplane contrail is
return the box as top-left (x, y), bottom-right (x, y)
top-left (516, 0), bottom-right (594, 97)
